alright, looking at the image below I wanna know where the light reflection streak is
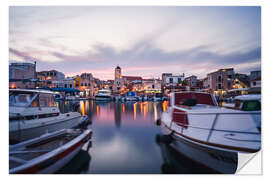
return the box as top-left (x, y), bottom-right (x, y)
top-left (133, 102), bottom-right (137, 120)
top-left (162, 101), bottom-right (168, 112)
top-left (80, 101), bottom-right (85, 115)
top-left (96, 104), bottom-right (99, 115)
top-left (153, 103), bottom-right (157, 121)
top-left (122, 103), bottom-right (125, 113)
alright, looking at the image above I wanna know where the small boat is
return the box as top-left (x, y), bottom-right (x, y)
top-left (95, 89), bottom-right (112, 101)
top-left (125, 91), bottom-right (137, 101)
top-left (66, 95), bottom-right (79, 101)
top-left (159, 91), bottom-right (261, 173)
top-left (9, 89), bottom-right (88, 143)
top-left (9, 129), bottom-right (92, 174)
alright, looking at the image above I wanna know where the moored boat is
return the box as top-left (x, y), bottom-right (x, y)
top-left (95, 89), bottom-right (112, 101)
top-left (159, 91), bottom-right (261, 173)
top-left (9, 129), bottom-right (92, 174)
top-left (9, 89), bottom-right (88, 143)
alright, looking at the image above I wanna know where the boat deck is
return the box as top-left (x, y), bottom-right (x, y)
top-left (9, 133), bottom-right (77, 169)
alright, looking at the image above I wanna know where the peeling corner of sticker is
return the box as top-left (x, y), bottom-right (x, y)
top-left (236, 150), bottom-right (262, 175)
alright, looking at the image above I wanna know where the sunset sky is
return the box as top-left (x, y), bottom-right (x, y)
top-left (9, 6), bottom-right (261, 80)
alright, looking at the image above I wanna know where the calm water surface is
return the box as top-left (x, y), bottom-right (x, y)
top-left (58, 100), bottom-right (215, 174)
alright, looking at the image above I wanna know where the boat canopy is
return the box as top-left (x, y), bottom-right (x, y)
top-left (38, 87), bottom-right (80, 93)
top-left (235, 94), bottom-right (261, 101)
top-left (173, 92), bottom-right (217, 106)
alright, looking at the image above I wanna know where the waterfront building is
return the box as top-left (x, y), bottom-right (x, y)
top-left (142, 78), bottom-right (162, 93)
top-left (113, 66), bottom-right (124, 93)
top-left (206, 68), bottom-right (234, 95)
top-left (232, 77), bottom-right (249, 89)
top-left (9, 62), bottom-right (37, 89)
top-left (250, 77), bottom-right (261, 88)
top-left (185, 75), bottom-right (198, 89)
top-left (78, 73), bottom-right (95, 97)
top-left (36, 70), bottom-right (65, 88)
top-left (250, 70), bottom-right (261, 81)
top-left (249, 77), bottom-right (261, 94)
top-left (63, 77), bottom-right (75, 89)
top-left (37, 70), bottom-right (65, 81)
top-left (161, 73), bottom-right (185, 92)
top-left (196, 79), bottom-right (204, 90)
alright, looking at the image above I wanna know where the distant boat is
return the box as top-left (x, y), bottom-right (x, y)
top-left (95, 89), bottom-right (112, 101)
top-left (9, 129), bottom-right (92, 174)
top-left (125, 91), bottom-right (137, 101)
top-left (9, 89), bottom-right (89, 143)
top-left (159, 91), bottom-right (261, 173)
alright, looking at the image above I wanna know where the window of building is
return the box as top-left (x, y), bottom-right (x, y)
top-left (70, 84), bottom-right (72, 88)
top-left (178, 78), bottom-right (182, 84)
top-left (85, 83), bottom-right (87, 86)
top-left (218, 84), bottom-right (222, 89)
top-left (253, 81), bottom-right (256, 86)
top-left (218, 76), bottom-right (222, 82)
top-left (88, 83), bottom-right (91, 86)
top-left (169, 78), bottom-right (173, 83)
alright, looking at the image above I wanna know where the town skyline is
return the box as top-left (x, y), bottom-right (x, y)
top-left (9, 6), bottom-right (261, 80)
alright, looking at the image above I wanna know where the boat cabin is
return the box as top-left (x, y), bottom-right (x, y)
top-left (9, 89), bottom-right (57, 108)
top-left (233, 95), bottom-right (261, 111)
top-left (9, 89), bottom-right (59, 121)
top-left (169, 91), bottom-right (218, 107)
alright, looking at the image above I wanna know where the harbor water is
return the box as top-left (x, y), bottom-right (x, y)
top-left (57, 100), bottom-right (224, 174)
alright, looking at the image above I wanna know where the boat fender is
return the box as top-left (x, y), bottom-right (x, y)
top-left (156, 118), bottom-right (161, 126)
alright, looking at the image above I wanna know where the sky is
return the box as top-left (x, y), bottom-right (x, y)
top-left (9, 6), bottom-right (261, 80)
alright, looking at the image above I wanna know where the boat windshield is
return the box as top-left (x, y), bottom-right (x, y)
top-left (234, 99), bottom-right (261, 111)
top-left (9, 92), bottom-right (36, 107)
top-left (242, 100), bottom-right (261, 111)
top-left (98, 90), bottom-right (110, 94)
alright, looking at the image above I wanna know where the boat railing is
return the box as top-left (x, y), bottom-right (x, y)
top-left (173, 111), bottom-right (260, 115)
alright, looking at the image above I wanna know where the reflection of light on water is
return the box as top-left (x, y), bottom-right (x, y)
top-left (122, 103), bottom-right (125, 113)
top-left (133, 102), bottom-right (137, 120)
top-left (140, 103), bottom-right (143, 113)
top-left (162, 101), bottom-right (168, 112)
top-left (85, 100), bottom-right (89, 113)
top-left (93, 135), bottom-right (143, 166)
top-left (143, 102), bottom-right (148, 117)
top-left (153, 103), bottom-right (157, 120)
top-left (96, 105), bottom-right (99, 115)
top-left (80, 101), bottom-right (85, 115)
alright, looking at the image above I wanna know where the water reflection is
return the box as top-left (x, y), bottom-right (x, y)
top-left (155, 134), bottom-right (218, 174)
top-left (114, 102), bottom-right (121, 128)
top-left (58, 100), bottom-right (227, 174)
top-left (57, 141), bottom-right (92, 174)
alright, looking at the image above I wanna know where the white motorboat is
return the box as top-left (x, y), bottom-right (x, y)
top-left (95, 89), bottom-right (112, 101)
top-left (9, 129), bottom-right (92, 174)
top-left (9, 89), bottom-right (88, 143)
top-left (159, 92), bottom-right (261, 173)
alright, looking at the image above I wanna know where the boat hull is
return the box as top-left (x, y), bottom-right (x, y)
top-left (160, 123), bottom-right (238, 173)
top-left (10, 115), bottom-right (83, 143)
top-left (9, 129), bottom-right (92, 174)
top-left (95, 97), bottom-right (112, 101)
